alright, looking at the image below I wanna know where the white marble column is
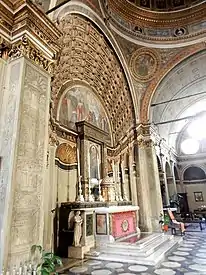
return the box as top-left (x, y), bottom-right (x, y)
top-left (171, 164), bottom-right (178, 195)
top-left (137, 137), bottom-right (163, 232)
top-left (163, 171), bottom-right (170, 206)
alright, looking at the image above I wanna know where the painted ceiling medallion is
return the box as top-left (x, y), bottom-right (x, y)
top-left (130, 48), bottom-right (160, 82)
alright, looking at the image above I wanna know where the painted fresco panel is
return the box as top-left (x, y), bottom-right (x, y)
top-left (59, 86), bottom-right (109, 133)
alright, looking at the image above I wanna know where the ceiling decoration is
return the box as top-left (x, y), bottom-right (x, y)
top-left (127, 0), bottom-right (204, 12)
top-left (130, 48), bottom-right (160, 82)
top-left (104, 0), bottom-right (206, 44)
top-left (52, 15), bottom-right (135, 144)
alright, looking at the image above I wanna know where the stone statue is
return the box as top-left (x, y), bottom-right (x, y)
top-left (73, 211), bottom-right (83, 247)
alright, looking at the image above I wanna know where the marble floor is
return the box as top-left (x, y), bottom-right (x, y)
top-left (60, 233), bottom-right (206, 275)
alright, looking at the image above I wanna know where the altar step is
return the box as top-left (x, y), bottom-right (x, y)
top-left (85, 233), bottom-right (182, 266)
top-left (99, 234), bottom-right (172, 257)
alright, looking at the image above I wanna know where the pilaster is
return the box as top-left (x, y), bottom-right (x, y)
top-left (0, 0), bottom-right (61, 269)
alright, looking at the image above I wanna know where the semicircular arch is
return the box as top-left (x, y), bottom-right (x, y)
top-left (52, 2), bottom-right (138, 123)
top-left (140, 45), bottom-right (205, 124)
top-left (52, 11), bottom-right (137, 144)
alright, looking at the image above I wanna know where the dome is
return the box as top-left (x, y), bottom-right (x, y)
top-left (127, 0), bottom-right (205, 12)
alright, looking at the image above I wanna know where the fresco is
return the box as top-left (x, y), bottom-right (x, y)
top-left (59, 86), bottom-right (109, 132)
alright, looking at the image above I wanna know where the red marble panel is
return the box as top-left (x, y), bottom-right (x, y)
top-left (111, 211), bottom-right (136, 239)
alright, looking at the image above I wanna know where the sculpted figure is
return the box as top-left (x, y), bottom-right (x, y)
top-left (73, 211), bottom-right (83, 247)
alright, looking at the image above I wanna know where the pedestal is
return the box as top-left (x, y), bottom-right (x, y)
top-left (68, 246), bottom-right (90, 259)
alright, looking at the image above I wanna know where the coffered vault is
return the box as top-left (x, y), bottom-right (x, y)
top-left (151, 50), bottom-right (206, 150)
top-left (51, 14), bottom-right (137, 144)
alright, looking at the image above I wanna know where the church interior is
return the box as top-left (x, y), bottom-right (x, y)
top-left (0, 0), bottom-right (206, 274)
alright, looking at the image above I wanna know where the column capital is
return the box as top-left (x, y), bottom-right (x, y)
top-left (0, 0), bottom-right (62, 69)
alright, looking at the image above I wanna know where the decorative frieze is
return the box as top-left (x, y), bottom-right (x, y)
top-left (8, 36), bottom-right (54, 73)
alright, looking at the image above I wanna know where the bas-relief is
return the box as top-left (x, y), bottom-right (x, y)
top-left (59, 86), bottom-right (109, 133)
top-left (0, 62), bottom-right (21, 262)
top-left (8, 62), bottom-right (49, 263)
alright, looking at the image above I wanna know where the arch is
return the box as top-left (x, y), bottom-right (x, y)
top-left (52, 12), bottom-right (136, 144)
top-left (183, 166), bottom-right (206, 181)
top-left (140, 44), bottom-right (205, 123)
top-left (181, 164), bottom-right (206, 180)
top-left (52, 1), bottom-right (139, 124)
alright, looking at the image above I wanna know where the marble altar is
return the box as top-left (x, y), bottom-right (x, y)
top-left (95, 205), bottom-right (139, 245)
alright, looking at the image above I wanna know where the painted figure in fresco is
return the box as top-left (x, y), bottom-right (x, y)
top-left (90, 146), bottom-right (98, 179)
top-left (59, 86), bottom-right (110, 133)
top-left (76, 99), bottom-right (85, 121)
top-left (136, 54), bottom-right (154, 77)
top-left (73, 211), bottom-right (83, 247)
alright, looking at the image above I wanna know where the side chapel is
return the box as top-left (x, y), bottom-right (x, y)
top-left (0, 0), bottom-right (206, 269)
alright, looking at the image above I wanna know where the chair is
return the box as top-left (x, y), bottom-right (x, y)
top-left (168, 209), bottom-right (185, 235)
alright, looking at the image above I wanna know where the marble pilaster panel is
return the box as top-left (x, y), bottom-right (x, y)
top-left (1, 58), bottom-right (51, 268)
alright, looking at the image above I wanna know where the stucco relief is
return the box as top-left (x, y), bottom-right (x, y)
top-left (0, 63), bottom-right (20, 235)
top-left (9, 63), bottom-right (49, 261)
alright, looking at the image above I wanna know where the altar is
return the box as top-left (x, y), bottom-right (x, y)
top-left (57, 121), bottom-right (140, 259)
top-left (95, 205), bottom-right (139, 245)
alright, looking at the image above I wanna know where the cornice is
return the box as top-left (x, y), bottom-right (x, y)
top-left (0, 0), bottom-right (62, 60)
top-left (107, 0), bottom-right (206, 28)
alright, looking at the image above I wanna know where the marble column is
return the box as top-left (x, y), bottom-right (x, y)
top-left (137, 137), bottom-right (163, 232)
top-left (171, 164), bottom-right (178, 195)
top-left (129, 145), bottom-right (138, 206)
top-left (163, 171), bottom-right (170, 206)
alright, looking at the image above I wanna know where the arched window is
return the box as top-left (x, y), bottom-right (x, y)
top-left (183, 166), bottom-right (206, 181)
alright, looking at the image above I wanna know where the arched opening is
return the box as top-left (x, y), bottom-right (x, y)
top-left (183, 166), bottom-right (206, 182)
top-left (183, 166), bottom-right (206, 212)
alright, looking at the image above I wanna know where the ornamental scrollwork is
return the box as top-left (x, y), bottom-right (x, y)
top-left (8, 35), bottom-right (54, 73)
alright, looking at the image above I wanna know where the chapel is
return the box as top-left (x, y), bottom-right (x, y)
top-left (0, 0), bottom-right (206, 273)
